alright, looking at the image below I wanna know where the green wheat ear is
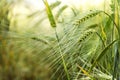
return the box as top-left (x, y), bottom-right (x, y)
top-left (73, 10), bottom-right (102, 26)
top-left (78, 29), bottom-right (95, 43)
top-left (43, 0), bottom-right (56, 28)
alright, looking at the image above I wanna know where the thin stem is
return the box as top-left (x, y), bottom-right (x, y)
top-left (95, 32), bottom-right (106, 47)
top-left (55, 28), bottom-right (70, 80)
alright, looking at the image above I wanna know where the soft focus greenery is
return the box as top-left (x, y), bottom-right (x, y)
top-left (0, 0), bottom-right (120, 80)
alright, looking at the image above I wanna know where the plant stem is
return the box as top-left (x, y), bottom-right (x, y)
top-left (55, 28), bottom-right (70, 80)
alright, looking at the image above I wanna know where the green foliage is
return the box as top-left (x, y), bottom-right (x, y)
top-left (89, 39), bottom-right (118, 72)
top-left (0, 0), bottom-right (120, 80)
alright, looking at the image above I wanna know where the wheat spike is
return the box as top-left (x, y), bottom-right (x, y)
top-left (73, 10), bottom-right (101, 26)
top-left (78, 29), bottom-right (95, 43)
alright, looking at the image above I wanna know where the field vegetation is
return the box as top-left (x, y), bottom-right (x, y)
top-left (0, 0), bottom-right (120, 80)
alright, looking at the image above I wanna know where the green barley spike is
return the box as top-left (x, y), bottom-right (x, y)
top-left (73, 10), bottom-right (102, 26)
top-left (78, 29), bottom-right (95, 43)
top-left (43, 0), bottom-right (56, 28)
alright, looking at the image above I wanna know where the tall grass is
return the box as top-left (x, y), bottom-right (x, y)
top-left (0, 0), bottom-right (120, 80)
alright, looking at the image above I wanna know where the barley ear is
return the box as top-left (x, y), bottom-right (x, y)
top-left (73, 11), bottom-right (102, 26)
top-left (43, 0), bottom-right (56, 28)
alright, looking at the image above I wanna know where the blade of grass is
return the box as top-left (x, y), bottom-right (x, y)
top-left (112, 48), bottom-right (119, 80)
top-left (112, 0), bottom-right (120, 79)
top-left (95, 32), bottom-right (106, 47)
top-left (102, 11), bottom-right (120, 35)
top-left (89, 39), bottom-right (118, 72)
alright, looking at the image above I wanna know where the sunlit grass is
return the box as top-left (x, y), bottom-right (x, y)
top-left (0, 0), bottom-right (120, 80)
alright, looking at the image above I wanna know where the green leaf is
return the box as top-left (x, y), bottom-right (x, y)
top-left (113, 48), bottom-right (119, 80)
top-left (89, 39), bottom-right (118, 72)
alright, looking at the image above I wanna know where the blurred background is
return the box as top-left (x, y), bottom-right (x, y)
top-left (10, 0), bottom-right (111, 34)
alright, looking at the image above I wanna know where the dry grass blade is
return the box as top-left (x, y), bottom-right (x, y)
top-left (77, 64), bottom-right (91, 78)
